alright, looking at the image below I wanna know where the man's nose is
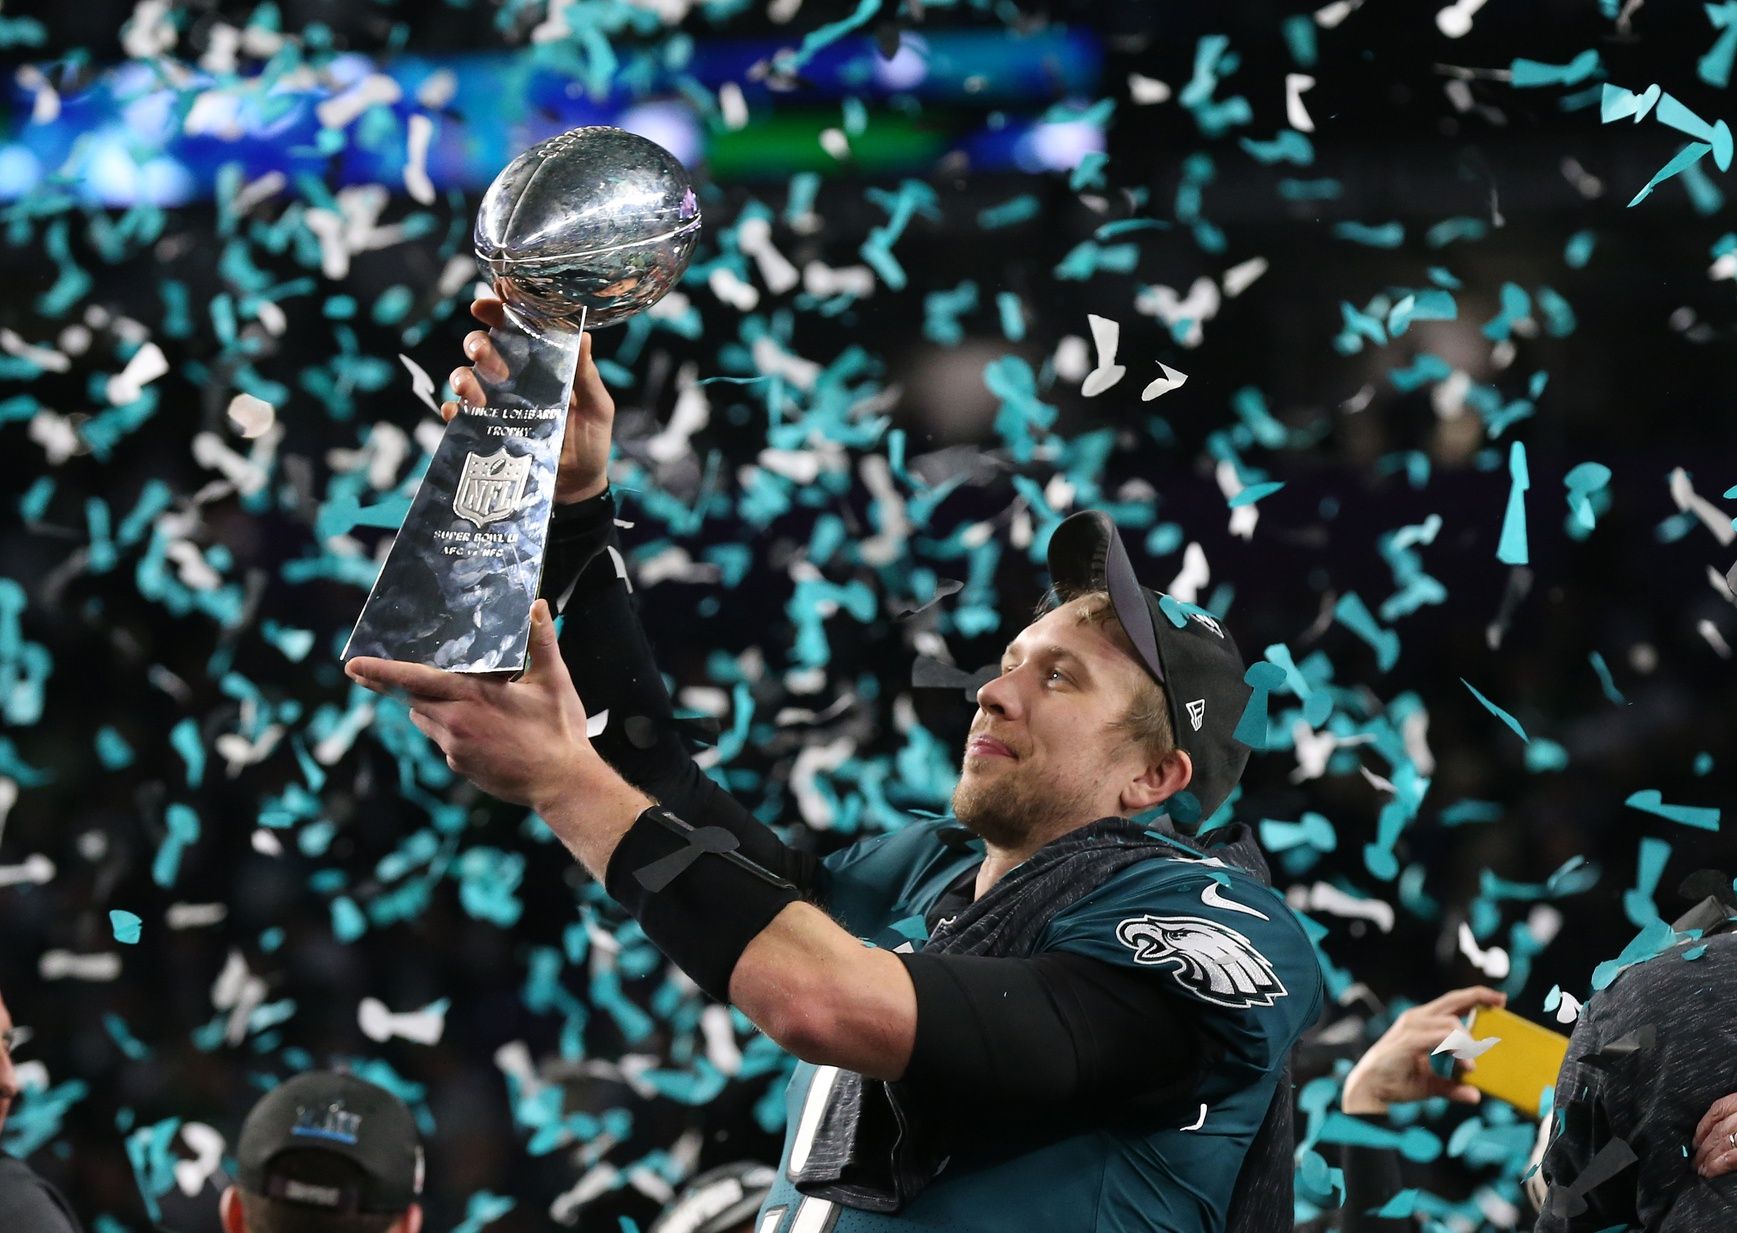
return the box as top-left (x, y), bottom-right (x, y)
top-left (975, 669), bottom-right (1019, 717)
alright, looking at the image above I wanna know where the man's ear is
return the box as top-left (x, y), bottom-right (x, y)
top-left (398, 1203), bottom-right (425, 1233)
top-left (220, 1187), bottom-right (246, 1233)
top-left (1120, 748), bottom-right (1192, 814)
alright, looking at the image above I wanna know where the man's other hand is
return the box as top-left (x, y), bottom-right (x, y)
top-left (345, 600), bottom-right (595, 810)
top-left (443, 294), bottom-right (617, 505)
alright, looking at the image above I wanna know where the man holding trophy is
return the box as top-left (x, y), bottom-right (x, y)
top-left (346, 127), bottom-right (1319, 1232)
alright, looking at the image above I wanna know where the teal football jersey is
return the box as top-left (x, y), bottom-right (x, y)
top-left (755, 820), bottom-right (1323, 1233)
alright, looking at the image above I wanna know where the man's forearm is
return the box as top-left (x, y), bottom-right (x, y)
top-left (533, 751), bottom-right (657, 880)
top-left (729, 902), bottom-right (916, 1080)
top-left (536, 757), bottom-right (915, 1077)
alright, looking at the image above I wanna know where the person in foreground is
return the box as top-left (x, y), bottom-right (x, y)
top-left (0, 985), bottom-right (83, 1233)
top-left (1327, 915), bottom-right (1737, 1232)
top-left (222, 1070), bottom-right (424, 1233)
top-left (346, 299), bottom-right (1325, 1231)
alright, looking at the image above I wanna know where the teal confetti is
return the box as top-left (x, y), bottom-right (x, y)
top-left (1564, 461), bottom-right (1610, 534)
top-left (1592, 919), bottom-right (1681, 990)
top-left (1496, 441), bottom-right (1530, 565)
top-left (153, 803), bottom-right (200, 889)
top-left (1228, 481), bottom-right (1285, 508)
top-left (1233, 661), bottom-right (1287, 749)
top-left (1332, 221), bottom-right (1404, 248)
top-left (1240, 131), bottom-right (1313, 166)
top-left (1624, 836), bottom-right (1670, 928)
top-left (453, 1192), bottom-right (516, 1233)
top-left (96, 725), bottom-right (134, 770)
top-left (978, 195), bottom-right (1040, 229)
top-left (1510, 50), bottom-right (1602, 88)
top-left (1460, 678), bottom-right (1530, 744)
top-left (103, 1014), bottom-right (150, 1061)
top-left (1588, 651), bottom-right (1627, 705)
top-left (1625, 789), bottom-right (1721, 831)
top-left (1333, 592), bottom-right (1400, 672)
top-left (110, 910), bottom-right (143, 945)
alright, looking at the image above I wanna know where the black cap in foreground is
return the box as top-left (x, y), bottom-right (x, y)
top-left (1046, 510), bottom-right (1253, 823)
top-left (235, 1070), bottom-right (423, 1214)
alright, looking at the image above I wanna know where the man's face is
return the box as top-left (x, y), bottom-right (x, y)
top-left (951, 599), bottom-right (1156, 848)
top-left (0, 991), bottom-right (17, 1137)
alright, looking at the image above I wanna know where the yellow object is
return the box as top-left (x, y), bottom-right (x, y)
top-left (1460, 1005), bottom-right (1572, 1117)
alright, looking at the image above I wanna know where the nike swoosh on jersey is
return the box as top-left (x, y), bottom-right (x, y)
top-left (1200, 881), bottom-right (1269, 920)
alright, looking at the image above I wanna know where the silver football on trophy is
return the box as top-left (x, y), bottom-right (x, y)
top-left (474, 126), bottom-right (702, 330)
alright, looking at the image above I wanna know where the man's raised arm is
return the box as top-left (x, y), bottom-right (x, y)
top-left (444, 298), bottom-right (816, 892)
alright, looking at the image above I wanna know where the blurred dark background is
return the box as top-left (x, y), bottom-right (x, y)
top-left (2, 0), bottom-right (1735, 1229)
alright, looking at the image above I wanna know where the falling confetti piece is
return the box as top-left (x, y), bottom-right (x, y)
top-left (109, 911), bottom-right (143, 945)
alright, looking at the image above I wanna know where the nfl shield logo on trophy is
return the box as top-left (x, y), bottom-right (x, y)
top-left (454, 448), bottom-right (532, 529)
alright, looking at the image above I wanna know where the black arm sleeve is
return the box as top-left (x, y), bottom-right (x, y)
top-left (1336, 1139), bottom-right (1409, 1233)
top-left (895, 950), bottom-right (1218, 1112)
top-left (542, 491), bottom-right (819, 893)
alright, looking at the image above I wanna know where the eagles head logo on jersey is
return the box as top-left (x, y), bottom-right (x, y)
top-left (1115, 914), bottom-right (1288, 1008)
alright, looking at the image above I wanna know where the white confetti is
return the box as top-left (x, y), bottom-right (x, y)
top-left (700, 1003), bottom-right (743, 1076)
top-left (40, 950), bottom-right (122, 981)
top-left (1135, 277), bottom-right (1220, 348)
top-left (0, 853), bottom-right (55, 887)
top-left (803, 261), bottom-right (876, 299)
top-left (1457, 921), bottom-right (1511, 979)
top-left (1553, 990), bottom-right (1583, 1024)
top-left (1216, 459), bottom-right (1260, 540)
top-left (1314, 0), bottom-right (1364, 29)
top-left (1128, 74), bottom-right (1172, 104)
top-left (1436, 0), bottom-right (1491, 38)
top-left (174, 1124), bottom-right (225, 1196)
top-left (399, 353), bottom-right (443, 416)
top-left (166, 903), bottom-right (228, 929)
top-left (251, 829), bottom-right (283, 856)
top-left (1080, 314), bottom-right (1126, 397)
top-left (316, 74), bottom-right (402, 131)
top-left (1141, 361), bottom-right (1189, 402)
top-left (1222, 256), bottom-right (1268, 298)
top-left (404, 113), bottom-right (436, 206)
top-left (226, 393), bottom-right (276, 439)
top-left (1284, 73), bottom-right (1317, 132)
top-left (359, 996), bottom-right (449, 1045)
top-left (1697, 619), bottom-right (1732, 658)
top-left (819, 127), bottom-right (851, 160)
top-left (106, 341), bottom-right (169, 405)
top-left (708, 266), bottom-right (760, 312)
top-left (121, 0), bottom-right (178, 59)
top-left (1053, 334), bottom-right (1091, 382)
top-left (1668, 467), bottom-right (1736, 545)
top-left (719, 81), bottom-right (749, 130)
top-left (737, 215), bottom-right (801, 295)
top-left (1167, 542), bottom-right (1210, 604)
top-left (1300, 882), bottom-right (1395, 932)
top-left (1432, 1025), bottom-right (1500, 1061)
top-left (16, 65), bottom-right (61, 124)
top-left (416, 69), bottom-right (457, 109)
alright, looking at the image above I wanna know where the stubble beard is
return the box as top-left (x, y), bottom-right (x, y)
top-left (951, 758), bottom-right (1094, 850)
